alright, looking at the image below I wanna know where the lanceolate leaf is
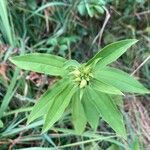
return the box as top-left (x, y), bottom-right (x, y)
top-left (27, 78), bottom-right (69, 124)
top-left (72, 89), bottom-right (87, 134)
top-left (9, 53), bottom-right (67, 76)
top-left (82, 90), bottom-right (99, 131)
top-left (87, 39), bottom-right (138, 67)
top-left (42, 83), bottom-right (77, 133)
top-left (91, 78), bottom-right (123, 95)
top-left (94, 67), bottom-right (150, 94)
top-left (86, 87), bottom-right (126, 139)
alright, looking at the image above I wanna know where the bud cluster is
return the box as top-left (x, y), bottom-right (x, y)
top-left (71, 66), bottom-right (93, 88)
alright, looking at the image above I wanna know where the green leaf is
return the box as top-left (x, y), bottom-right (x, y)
top-left (9, 53), bottom-right (67, 76)
top-left (63, 59), bottom-right (80, 70)
top-left (78, 1), bottom-right (86, 16)
top-left (0, 120), bottom-right (3, 128)
top-left (87, 6), bottom-right (95, 17)
top-left (85, 0), bottom-right (94, 17)
top-left (82, 90), bottom-right (99, 131)
top-left (42, 83), bottom-right (77, 133)
top-left (111, 95), bottom-right (123, 107)
top-left (0, 68), bottom-right (19, 118)
top-left (90, 78), bottom-right (123, 95)
top-left (0, 0), bottom-right (14, 45)
top-left (72, 89), bottom-right (87, 134)
top-left (87, 39), bottom-right (138, 67)
top-left (27, 78), bottom-right (69, 124)
top-left (94, 67), bottom-right (150, 94)
top-left (94, 5), bottom-right (104, 14)
top-left (86, 87), bottom-right (126, 139)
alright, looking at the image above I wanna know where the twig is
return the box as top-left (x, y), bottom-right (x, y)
top-left (134, 10), bottom-right (150, 20)
top-left (44, 9), bottom-right (49, 33)
top-left (131, 55), bottom-right (150, 76)
top-left (92, 7), bottom-right (110, 47)
top-left (135, 10), bottom-right (150, 16)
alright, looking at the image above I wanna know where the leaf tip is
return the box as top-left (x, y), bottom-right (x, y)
top-left (26, 115), bottom-right (34, 125)
top-left (133, 39), bottom-right (139, 44)
top-left (26, 119), bottom-right (31, 125)
top-left (122, 92), bottom-right (125, 96)
top-left (41, 126), bottom-right (48, 134)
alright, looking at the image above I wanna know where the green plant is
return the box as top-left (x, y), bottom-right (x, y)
top-left (46, 35), bottom-right (80, 56)
top-left (9, 39), bottom-right (150, 139)
top-left (78, 0), bottom-right (106, 18)
top-left (0, 0), bottom-right (14, 45)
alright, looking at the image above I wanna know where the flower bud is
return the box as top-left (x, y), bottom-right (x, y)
top-left (74, 77), bottom-right (81, 82)
top-left (72, 69), bottom-right (80, 77)
top-left (83, 66), bottom-right (91, 74)
top-left (80, 79), bottom-right (87, 88)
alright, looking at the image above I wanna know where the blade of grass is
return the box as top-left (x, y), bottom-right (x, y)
top-left (27, 2), bottom-right (69, 20)
top-left (0, 68), bottom-right (19, 118)
top-left (0, 0), bottom-right (14, 45)
top-left (3, 106), bottom-right (33, 117)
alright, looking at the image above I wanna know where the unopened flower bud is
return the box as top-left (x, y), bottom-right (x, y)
top-left (80, 79), bottom-right (87, 88)
top-left (72, 69), bottom-right (80, 77)
top-left (83, 66), bottom-right (91, 74)
top-left (89, 73), bottom-right (93, 78)
top-left (74, 77), bottom-right (81, 82)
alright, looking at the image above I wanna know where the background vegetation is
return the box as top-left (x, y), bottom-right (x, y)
top-left (0, 0), bottom-right (150, 149)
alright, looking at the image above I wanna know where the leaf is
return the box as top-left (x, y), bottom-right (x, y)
top-left (27, 78), bottom-right (69, 124)
top-left (78, 1), bottom-right (86, 16)
top-left (72, 89), bottom-right (87, 134)
top-left (0, 120), bottom-right (3, 128)
top-left (9, 53), bottom-right (67, 76)
top-left (90, 78), bottom-right (123, 95)
top-left (85, 0), bottom-right (94, 17)
top-left (63, 59), bottom-right (80, 70)
top-left (82, 90), bottom-right (99, 131)
top-left (86, 87), bottom-right (126, 139)
top-left (87, 6), bottom-right (95, 18)
top-left (87, 39), bottom-right (138, 67)
top-left (94, 67), bottom-right (150, 94)
top-left (94, 5), bottom-right (104, 14)
top-left (111, 95), bottom-right (123, 107)
top-left (0, 68), bottom-right (19, 118)
top-left (0, 0), bottom-right (14, 45)
top-left (42, 83), bottom-right (77, 133)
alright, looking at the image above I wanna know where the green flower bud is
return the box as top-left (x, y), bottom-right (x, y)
top-left (85, 76), bottom-right (90, 81)
top-left (83, 66), bottom-right (91, 74)
top-left (80, 79), bottom-right (87, 88)
top-left (89, 73), bottom-right (93, 78)
top-left (74, 77), bottom-right (81, 82)
top-left (71, 69), bottom-right (80, 77)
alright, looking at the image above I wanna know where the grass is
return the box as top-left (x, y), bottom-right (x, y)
top-left (0, 0), bottom-right (150, 149)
